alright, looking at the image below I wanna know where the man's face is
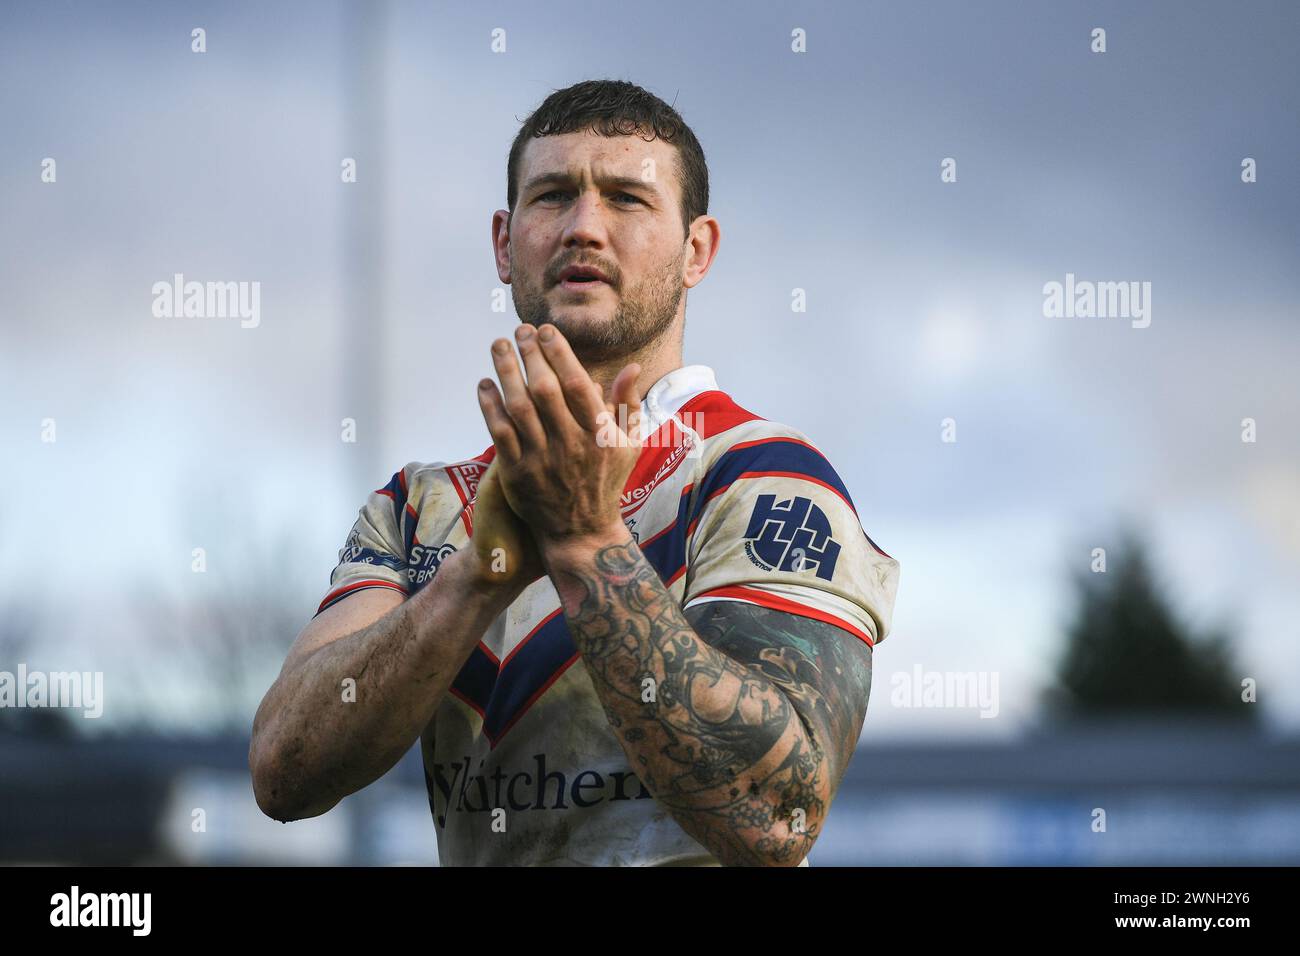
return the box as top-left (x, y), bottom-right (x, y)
top-left (497, 129), bottom-right (689, 364)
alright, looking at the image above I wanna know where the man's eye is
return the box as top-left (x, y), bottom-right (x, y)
top-left (535, 190), bottom-right (640, 204)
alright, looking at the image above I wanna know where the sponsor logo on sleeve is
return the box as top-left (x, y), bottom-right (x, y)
top-left (408, 542), bottom-right (458, 586)
top-left (338, 530), bottom-right (405, 572)
top-left (743, 494), bottom-right (840, 580)
top-left (450, 462), bottom-right (488, 502)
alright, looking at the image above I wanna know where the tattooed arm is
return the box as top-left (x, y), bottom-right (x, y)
top-left (544, 532), bottom-right (873, 867)
top-left (472, 323), bottom-right (874, 864)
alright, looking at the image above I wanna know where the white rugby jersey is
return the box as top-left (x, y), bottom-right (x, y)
top-left (318, 365), bottom-right (900, 866)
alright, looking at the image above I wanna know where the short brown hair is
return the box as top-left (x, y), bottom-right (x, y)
top-left (506, 79), bottom-right (709, 236)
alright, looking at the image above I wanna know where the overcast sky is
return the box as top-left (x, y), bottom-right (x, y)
top-left (2, 0), bottom-right (1297, 737)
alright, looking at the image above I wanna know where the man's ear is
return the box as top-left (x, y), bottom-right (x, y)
top-left (492, 208), bottom-right (512, 284)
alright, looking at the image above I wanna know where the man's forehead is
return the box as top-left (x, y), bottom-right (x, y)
top-left (521, 129), bottom-right (678, 184)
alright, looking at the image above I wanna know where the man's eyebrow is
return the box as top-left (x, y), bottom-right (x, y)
top-left (522, 172), bottom-right (660, 195)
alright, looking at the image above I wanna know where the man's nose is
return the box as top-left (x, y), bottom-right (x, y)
top-left (561, 190), bottom-right (607, 246)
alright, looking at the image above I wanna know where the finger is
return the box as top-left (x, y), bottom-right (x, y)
top-left (491, 337), bottom-right (546, 451)
top-left (514, 324), bottom-right (572, 433)
top-left (476, 378), bottom-right (522, 462)
top-left (610, 363), bottom-right (643, 443)
top-left (536, 324), bottom-right (606, 431)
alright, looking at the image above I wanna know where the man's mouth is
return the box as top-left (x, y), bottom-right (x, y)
top-left (557, 264), bottom-right (613, 290)
top-left (558, 275), bottom-right (609, 291)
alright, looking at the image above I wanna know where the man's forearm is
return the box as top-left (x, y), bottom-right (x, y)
top-left (543, 532), bottom-right (829, 866)
top-left (251, 548), bottom-right (517, 821)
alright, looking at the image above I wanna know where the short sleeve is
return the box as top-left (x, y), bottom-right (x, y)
top-left (316, 465), bottom-right (413, 615)
top-left (681, 437), bottom-right (900, 646)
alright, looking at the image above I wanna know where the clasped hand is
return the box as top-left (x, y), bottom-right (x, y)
top-left (470, 323), bottom-right (643, 586)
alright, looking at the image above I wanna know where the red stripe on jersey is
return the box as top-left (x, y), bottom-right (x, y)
top-left (317, 578), bottom-right (407, 613)
top-left (636, 498), bottom-right (687, 549)
top-left (726, 435), bottom-right (821, 456)
top-left (620, 390), bottom-right (764, 521)
top-left (447, 468), bottom-right (472, 536)
top-left (683, 453), bottom-right (857, 540)
top-left (500, 607), bottom-right (564, 670)
top-left (487, 650), bottom-right (582, 746)
top-left (688, 584), bottom-right (875, 647)
top-left (704, 435), bottom-right (857, 513)
top-left (678, 389), bottom-right (765, 438)
top-left (447, 450), bottom-right (495, 536)
top-left (736, 470), bottom-right (855, 511)
top-left (448, 686), bottom-right (485, 718)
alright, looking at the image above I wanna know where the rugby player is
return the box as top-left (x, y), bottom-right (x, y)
top-left (250, 79), bottom-right (900, 866)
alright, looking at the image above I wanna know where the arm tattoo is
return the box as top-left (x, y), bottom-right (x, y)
top-left (551, 539), bottom-right (873, 866)
top-left (686, 599), bottom-right (873, 796)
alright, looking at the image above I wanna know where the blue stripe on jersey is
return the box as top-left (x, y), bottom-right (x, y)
top-left (377, 467), bottom-right (416, 556)
top-left (451, 645), bottom-right (499, 716)
top-left (402, 509), bottom-right (418, 558)
top-left (687, 438), bottom-right (855, 530)
top-left (638, 488), bottom-right (693, 584)
top-left (451, 445), bottom-right (857, 746)
top-left (480, 614), bottom-right (576, 742)
top-left (454, 518), bottom-right (691, 745)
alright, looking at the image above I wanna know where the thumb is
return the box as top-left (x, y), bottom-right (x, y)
top-left (611, 363), bottom-right (642, 440)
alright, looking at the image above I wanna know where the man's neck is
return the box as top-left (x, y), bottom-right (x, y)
top-left (583, 335), bottom-right (683, 405)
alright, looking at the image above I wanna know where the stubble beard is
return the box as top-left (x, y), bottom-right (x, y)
top-left (511, 248), bottom-right (685, 365)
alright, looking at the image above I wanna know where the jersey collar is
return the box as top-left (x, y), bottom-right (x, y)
top-left (639, 365), bottom-right (717, 438)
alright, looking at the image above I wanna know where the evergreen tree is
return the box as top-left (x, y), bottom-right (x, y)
top-left (1048, 529), bottom-right (1254, 721)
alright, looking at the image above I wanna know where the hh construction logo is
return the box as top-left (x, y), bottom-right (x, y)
top-left (743, 494), bottom-right (840, 581)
